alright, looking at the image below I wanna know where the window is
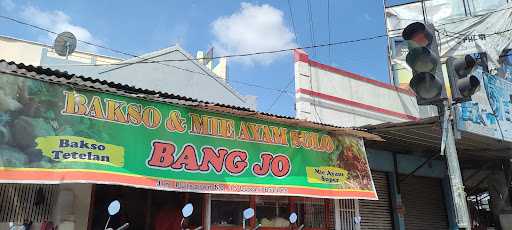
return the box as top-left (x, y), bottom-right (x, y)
top-left (91, 185), bottom-right (203, 230)
top-left (0, 184), bottom-right (58, 226)
top-left (91, 185), bottom-right (148, 230)
top-left (255, 196), bottom-right (290, 228)
top-left (295, 198), bottom-right (326, 229)
top-left (210, 194), bottom-right (334, 229)
top-left (211, 194), bottom-right (250, 227)
top-left (150, 190), bottom-right (203, 229)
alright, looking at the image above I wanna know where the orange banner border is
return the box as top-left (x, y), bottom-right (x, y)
top-left (0, 168), bottom-right (378, 200)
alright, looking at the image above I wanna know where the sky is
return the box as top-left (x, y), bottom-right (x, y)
top-left (0, 0), bottom-right (399, 117)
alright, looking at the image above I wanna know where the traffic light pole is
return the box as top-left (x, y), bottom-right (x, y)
top-left (441, 102), bottom-right (471, 229)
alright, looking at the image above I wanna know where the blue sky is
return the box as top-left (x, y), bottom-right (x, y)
top-left (0, 0), bottom-right (402, 116)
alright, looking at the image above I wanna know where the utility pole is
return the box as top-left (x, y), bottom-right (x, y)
top-left (442, 103), bottom-right (470, 228)
top-left (401, 21), bottom-right (480, 229)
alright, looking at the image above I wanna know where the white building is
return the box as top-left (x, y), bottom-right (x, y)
top-left (294, 49), bottom-right (435, 127)
top-left (0, 35), bottom-right (256, 109)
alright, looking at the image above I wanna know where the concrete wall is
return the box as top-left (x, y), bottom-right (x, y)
top-left (0, 36), bottom-right (44, 66)
top-left (294, 49), bottom-right (436, 127)
top-left (52, 184), bottom-right (93, 230)
top-left (0, 35), bottom-right (121, 66)
top-left (1, 35), bottom-right (255, 109)
top-left (0, 183), bottom-right (92, 230)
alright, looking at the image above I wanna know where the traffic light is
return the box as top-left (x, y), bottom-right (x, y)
top-left (446, 55), bottom-right (480, 103)
top-left (402, 22), bottom-right (446, 105)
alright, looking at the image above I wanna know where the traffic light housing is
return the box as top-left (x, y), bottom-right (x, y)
top-left (402, 22), bottom-right (446, 105)
top-left (446, 55), bottom-right (480, 103)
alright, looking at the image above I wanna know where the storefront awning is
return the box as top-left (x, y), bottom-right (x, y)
top-left (364, 117), bottom-right (512, 159)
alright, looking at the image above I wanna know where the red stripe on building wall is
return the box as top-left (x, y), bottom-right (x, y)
top-left (293, 50), bottom-right (415, 96)
top-left (297, 88), bottom-right (419, 121)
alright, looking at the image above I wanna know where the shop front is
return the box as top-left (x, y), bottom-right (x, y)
top-left (89, 185), bottom-right (337, 230)
top-left (0, 61), bottom-right (379, 229)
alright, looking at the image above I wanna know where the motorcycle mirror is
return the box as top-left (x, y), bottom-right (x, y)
top-left (108, 200), bottom-right (121, 216)
top-left (289, 212), bottom-right (298, 224)
top-left (243, 208), bottom-right (255, 220)
top-left (182, 203), bottom-right (194, 218)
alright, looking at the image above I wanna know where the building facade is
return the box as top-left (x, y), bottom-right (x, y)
top-left (294, 49), bottom-right (458, 229)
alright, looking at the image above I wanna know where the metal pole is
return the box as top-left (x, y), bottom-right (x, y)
top-left (381, 0), bottom-right (395, 85)
top-left (444, 102), bottom-right (471, 229)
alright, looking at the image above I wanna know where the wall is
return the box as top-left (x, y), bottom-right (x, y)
top-left (0, 35), bottom-right (121, 67)
top-left (1, 35), bottom-right (254, 109)
top-left (294, 49), bottom-right (436, 127)
top-left (0, 183), bottom-right (92, 230)
top-left (52, 184), bottom-right (93, 230)
top-left (0, 36), bottom-right (44, 65)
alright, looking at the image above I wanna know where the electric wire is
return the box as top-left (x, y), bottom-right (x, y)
top-left (306, 0), bottom-right (317, 57)
top-left (287, 0), bottom-right (300, 46)
top-left (263, 0), bottom-right (302, 112)
top-left (327, 0), bottom-right (333, 63)
top-left (387, 5), bottom-right (512, 33)
top-left (0, 14), bottom-right (386, 63)
top-left (51, 34), bottom-right (388, 64)
top-left (266, 78), bottom-right (295, 112)
top-left (305, 0), bottom-right (323, 123)
top-left (0, 15), bottom-right (137, 58)
top-left (437, 27), bottom-right (512, 38)
top-left (0, 11), bottom-right (385, 115)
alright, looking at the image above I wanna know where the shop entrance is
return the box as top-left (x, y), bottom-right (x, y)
top-left (90, 185), bottom-right (343, 230)
top-left (90, 185), bottom-right (204, 230)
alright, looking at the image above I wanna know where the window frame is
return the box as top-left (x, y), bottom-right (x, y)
top-left (209, 195), bottom-right (331, 230)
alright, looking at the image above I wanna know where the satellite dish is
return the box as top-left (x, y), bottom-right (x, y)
top-left (54, 31), bottom-right (77, 57)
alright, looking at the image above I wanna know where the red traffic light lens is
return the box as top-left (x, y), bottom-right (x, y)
top-left (402, 22), bottom-right (433, 47)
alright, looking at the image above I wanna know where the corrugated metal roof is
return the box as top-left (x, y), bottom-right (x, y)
top-left (363, 117), bottom-right (512, 159)
top-left (0, 59), bottom-right (380, 140)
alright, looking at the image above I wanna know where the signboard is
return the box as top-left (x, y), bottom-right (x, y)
top-left (0, 73), bottom-right (377, 200)
top-left (386, 1), bottom-right (512, 86)
top-left (456, 68), bottom-right (512, 141)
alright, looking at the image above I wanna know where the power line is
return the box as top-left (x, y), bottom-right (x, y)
top-left (438, 27), bottom-right (512, 38)
top-left (304, 0), bottom-right (324, 123)
top-left (0, 13), bottom-right (386, 63)
top-left (40, 34), bottom-right (387, 65)
top-left (266, 77), bottom-right (295, 112)
top-left (0, 15), bottom-right (137, 58)
top-left (327, 0), bottom-right (333, 64)
top-left (387, 5), bottom-right (512, 33)
top-left (287, 0), bottom-right (300, 46)
top-left (306, 0), bottom-right (317, 57)
top-left (1, 11), bottom-right (386, 115)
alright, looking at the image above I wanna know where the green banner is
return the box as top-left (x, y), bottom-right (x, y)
top-left (0, 73), bottom-right (377, 199)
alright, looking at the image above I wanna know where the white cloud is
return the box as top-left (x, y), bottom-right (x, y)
top-left (1, 0), bottom-right (15, 11)
top-left (211, 2), bottom-right (297, 66)
top-left (20, 5), bottom-right (101, 53)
